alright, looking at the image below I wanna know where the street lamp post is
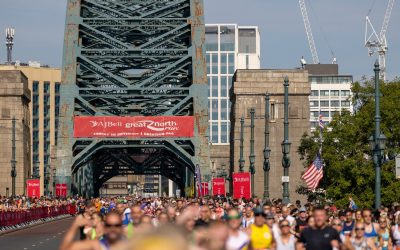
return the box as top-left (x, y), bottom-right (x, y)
top-left (44, 164), bottom-right (50, 196)
top-left (369, 60), bottom-right (386, 210)
top-left (249, 108), bottom-right (256, 197)
top-left (32, 161), bottom-right (40, 179)
top-left (282, 77), bottom-right (291, 205)
top-left (11, 117), bottom-right (17, 197)
top-left (239, 115), bottom-right (245, 172)
top-left (263, 94), bottom-right (271, 202)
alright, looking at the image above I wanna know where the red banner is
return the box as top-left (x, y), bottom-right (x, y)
top-left (212, 178), bottom-right (226, 196)
top-left (56, 184), bottom-right (67, 197)
top-left (74, 116), bottom-right (194, 138)
top-left (198, 182), bottom-right (209, 196)
top-left (232, 172), bottom-right (251, 199)
top-left (26, 179), bottom-right (40, 198)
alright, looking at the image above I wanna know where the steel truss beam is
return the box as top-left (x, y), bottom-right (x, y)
top-left (57, 0), bottom-right (209, 196)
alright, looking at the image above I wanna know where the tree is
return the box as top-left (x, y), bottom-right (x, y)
top-left (297, 78), bottom-right (400, 208)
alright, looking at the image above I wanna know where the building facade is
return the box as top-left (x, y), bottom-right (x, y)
top-left (230, 69), bottom-right (310, 200)
top-left (0, 64), bottom-right (61, 196)
top-left (206, 24), bottom-right (260, 176)
top-left (0, 70), bottom-right (31, 196)
top-left (305, 64), bottom-right (353, 129)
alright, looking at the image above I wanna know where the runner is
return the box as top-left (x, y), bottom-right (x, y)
top-left (297, 206), bottom-right (341, 250)
top-left (248, 207), bottom-right (275, 250)
top-left (226, 208), bottom-right (250, 250)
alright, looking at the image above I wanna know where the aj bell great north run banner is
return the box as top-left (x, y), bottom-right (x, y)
top-left (198, 182), bottom-right (209, 196)
top-left (26, 179), bottom-right (40, 198)
top-left (74, 116), bottom-right (194, 138)
top-left (56, 184), bottom-right (67, 197)
top-left (232, 172), bottom-right (251, 199)
top-left (212, 178), bottom-right (226, 196)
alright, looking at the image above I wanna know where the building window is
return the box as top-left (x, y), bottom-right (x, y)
top-left (320, 101), bottom-right (329, 107)
top-left (211, 100), bottom-right (218, 120)
top-left (221, 100), bottom-right (228, 120)
top-left (320, 90), bottom-right (329, 96)
top-left (33, 118), bottom-right (39, 128)
top-left (238, 28), bottom-right (257, 53)
top-left (44, 155), bottom-right (49, 165)
top-left (331, 90), bottom-right (340, 96)
top-left (44, 106), bottom-right (50, 117)
top-left (33, 106), bottom-right (39, 117)
top-left (331, 111), bottom-right (340, 117)
top-left (321, 111), bottom-right (329, 118)
top-left (331, 100), bottom-right (340, 107)
top-left (310, 121), bottom-right (318, 128)
top-left (211, 54), bottom-right (218, 74)
top-left (270, 103), bottom-right (276, 120)
top-left (310, 111), bottom-right (318, 118)
top-left (341, 90), bottom-right (350, 96)
top-left (32, 95), bottom-right (39, 103)
top-left (33, 154), bottom-right (39, 164)
top-left (310, 101), bottom-right (319, 107)
top-left (310, 90), bottom-right (319, 96)
top-left (44, 119), bottom-right (50, 129)
top-left (44, 131), bottom-right (50, 141)
top-left (33, 142), bottom-right (39, 152)
top-left (205, 26), bottom-right (218, 51)
top-left (33, 81), bottom-right (39, 93)
top-left (220, 54), bottom-right (227, 74)
top-left (220, 76), bottom-right (228, 98)
top-left (211, 122), bottom-right (218, 143)
top-left (55, 96), bottom-right (60, 106)
top-left (342, 100), bottom-right (351, 107)
top-left (220, 25), bottom-right (235, 51)
top-left (43, 82), bottom-right (50, 93)
top-left (55, 82), bottom-right (61, 93)
top-left (44, 95), bottom-right (50, 105)
top-left (221, 122), bottom-right (228, 144)
top-left (33, 131), bottom-right (39, 141)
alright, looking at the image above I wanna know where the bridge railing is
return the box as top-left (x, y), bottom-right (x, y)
top-left (0, 204), bottom-right (76, 227)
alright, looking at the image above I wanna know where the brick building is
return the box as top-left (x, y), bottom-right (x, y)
top-left (230, 69), bottom-right (310, 200)
top-left (0, 70), bottom-right (31, 195)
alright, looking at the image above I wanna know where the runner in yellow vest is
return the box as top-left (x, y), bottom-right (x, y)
top-left (248, 207), bottom-right (275, 250)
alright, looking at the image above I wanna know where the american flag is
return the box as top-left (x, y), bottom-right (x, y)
top-left (319, 112), bottom-right (324, 129)
top-left (302, 154), bottom-right (324, 190)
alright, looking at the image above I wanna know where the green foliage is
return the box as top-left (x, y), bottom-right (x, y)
top-left (297, 78), bottom-right (400, 208)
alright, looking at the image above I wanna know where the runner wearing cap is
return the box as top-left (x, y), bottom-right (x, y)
top-left (248, 207), bottom-right (275, 250)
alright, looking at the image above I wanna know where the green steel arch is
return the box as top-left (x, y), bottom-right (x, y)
top-left (56, 0), bottom-right (209, 197)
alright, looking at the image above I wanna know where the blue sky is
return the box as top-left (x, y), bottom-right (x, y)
top-left (0, 0), bottom-right (398, 81)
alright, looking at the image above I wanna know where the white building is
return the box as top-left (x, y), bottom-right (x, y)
top-left (305, 64), bottom-right (353, 130)
top-left (205, 24), bottom-right (260, 144)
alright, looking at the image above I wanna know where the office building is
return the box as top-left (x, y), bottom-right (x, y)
top-left (230, 69), bottom-right (310, 199)
top-left (206, 24), bottom-right (260, 174)
top-left (0, 63), bottom-right (61, 196)
top-left (305, 64), bottom-right (353, 129)
top-left (0, 70), bottom-right (31, 196)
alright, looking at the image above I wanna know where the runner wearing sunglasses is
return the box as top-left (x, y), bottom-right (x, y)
top-left (60, 211), bottom-right (125, 250)
top-left (276, 219), bottom-right (296, 250)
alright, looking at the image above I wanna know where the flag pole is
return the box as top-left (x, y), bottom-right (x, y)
top-left (319, 110), bottom-right (323, 155)
top-left (319, 111), bottom-right (324, 190)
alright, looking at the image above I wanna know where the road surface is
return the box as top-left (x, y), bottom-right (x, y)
top-left (0, 217), bottom-right (74, 250)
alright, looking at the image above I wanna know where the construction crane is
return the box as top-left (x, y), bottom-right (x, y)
top-left (365, 0), bottom-right (395, 81)
top-left (299, 0), bottom-right (319, 64)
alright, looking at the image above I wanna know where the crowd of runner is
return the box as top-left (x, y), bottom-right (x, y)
top-left (56, 196), bottom-right (400, 250)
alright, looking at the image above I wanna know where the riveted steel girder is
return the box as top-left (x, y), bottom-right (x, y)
top-left (56, 0), bottom-right (209, 196)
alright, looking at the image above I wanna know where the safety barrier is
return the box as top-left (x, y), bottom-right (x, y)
top-left (0, 204), bottom-right (76, 227)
